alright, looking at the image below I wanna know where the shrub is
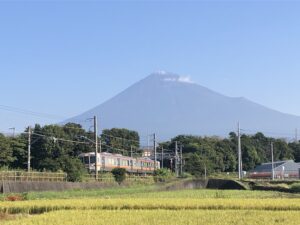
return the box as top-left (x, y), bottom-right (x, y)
top-left (290, 183), bottom-right (300, 193)
top-left (111, 168), bottom-right (126, 184)
top-left (60, 157), bottom-right (87, 182)
top-left (153, 168), bottom-right (173, 182)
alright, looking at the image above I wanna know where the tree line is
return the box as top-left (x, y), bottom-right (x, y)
top-left (0, 123), bottom-right (139, 181)
top-left (0, 123), bottom-right (299, 179)
top-left (161, 132), bottom-right (300, 177)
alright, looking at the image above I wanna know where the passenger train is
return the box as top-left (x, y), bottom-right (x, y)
top-left (79, 152), bottom-right (160, 174)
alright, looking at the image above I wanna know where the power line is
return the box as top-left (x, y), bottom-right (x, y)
top-left (30, 132), bottom-right (90, 145)
top-left (0, 104), bottom-right (65, 120)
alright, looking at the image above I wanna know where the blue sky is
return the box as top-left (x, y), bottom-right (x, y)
top-left (1, 1), bottom-right (300, 133)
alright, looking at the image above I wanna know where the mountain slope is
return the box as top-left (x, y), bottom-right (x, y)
top-left (65, 72), bottom-right (300, 140)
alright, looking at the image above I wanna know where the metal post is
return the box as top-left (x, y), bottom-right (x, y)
top-left (271, 142), bottom-right (275, 180)
top-left (27, 126), bottom-right (31, 172)
top-left (94, 116), bottom-right (98, 180)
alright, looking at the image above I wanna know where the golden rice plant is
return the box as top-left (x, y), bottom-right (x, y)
top-left (1, 198), bottom-right (300, 214)
top-left (3, 209), bottom-right (300, 225)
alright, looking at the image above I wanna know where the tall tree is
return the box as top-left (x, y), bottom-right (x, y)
top-left (101, 128), bottom-right (140, 155)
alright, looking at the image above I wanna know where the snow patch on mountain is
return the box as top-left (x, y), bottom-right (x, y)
top-left (163, 75), bottom-right (195, 84)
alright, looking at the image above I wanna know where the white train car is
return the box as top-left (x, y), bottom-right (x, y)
top-left (79, 152), bottom-right (160, 174)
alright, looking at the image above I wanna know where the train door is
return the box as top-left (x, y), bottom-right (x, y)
top-left (117, 158), bottom-right (120, 167)
top-left (102, 157), bottom-right (105, 169)
top-left (130, 160), bottom-right (133, 172)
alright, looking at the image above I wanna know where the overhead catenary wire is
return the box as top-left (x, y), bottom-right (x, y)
top-left (30, 132), bottom-right (90, 145)
top-left (29, 131), bottom-right (145, 155)
top-left (0, 104), bottom-right (65, 120)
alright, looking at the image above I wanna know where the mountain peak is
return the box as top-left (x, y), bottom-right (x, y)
top-left (66, 72), bottom-right (300, 140)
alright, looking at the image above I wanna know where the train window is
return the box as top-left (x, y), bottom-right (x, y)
top-left (90, 156), bottom-right (96, 164)
top-left (101, 157), bottom-right (105, 165)
top-left (83, 156), bottom-right (89, 164)
top-left (127, 160), bottom-right (130, 166)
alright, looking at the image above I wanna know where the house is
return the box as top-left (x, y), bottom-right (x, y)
top-left (249, 160), bottom-right (300, 179)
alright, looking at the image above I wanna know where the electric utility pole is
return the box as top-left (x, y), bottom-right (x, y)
top-left (180, 144), bottom-right (183, 177)
top-left (238, 122), bottom-right (242, 179)
top-left (271, 142), bottom-right (275, 180)
top-left (161, 146), bottom-right (164, 169)
top-left (175, 141), bottom-right (179, 177)
top-left (27, 126), bottom-right (31, 172)
top-left (94, 116), bottom-right (98, 180)
top-left (153, 133), bottom-right (157, 170)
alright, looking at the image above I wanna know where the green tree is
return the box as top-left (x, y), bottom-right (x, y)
top-left (184, 153), bottom-right (206, 177)
top-left (101, 128), bottom-right (140, 155)
top-left (0, 134), bottom-right (15, 167)
top-left (60, 156), bottom-right (87, 182)
top-left (111, 168), bottom-right (126, 184)
top-left (289, 142), bottom-right (300, 162)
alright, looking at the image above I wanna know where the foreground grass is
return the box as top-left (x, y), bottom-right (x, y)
top-left (2, 186), bottom-right (298, 201)
top-left (22, 185), bottom-right (157, 200)
top-left (3, 209), bottom-right (300, 225)
top-left (1, 187), bottom-right (300, 224)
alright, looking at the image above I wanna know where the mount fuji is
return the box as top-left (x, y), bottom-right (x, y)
top-left (65, 72), bottom-right (300, 140)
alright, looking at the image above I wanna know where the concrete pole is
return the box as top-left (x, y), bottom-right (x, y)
top-left (27, 126), bottom-right (31, 173)
top-left (271, 142), bottom-right (275, 180)
top-left (238, 122), bottom-right (242, 179)
top-left (94, 116), bottom-right (98, 180)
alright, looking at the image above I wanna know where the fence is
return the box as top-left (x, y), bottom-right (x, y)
top-left (0, 171), bottom-right (67, 182)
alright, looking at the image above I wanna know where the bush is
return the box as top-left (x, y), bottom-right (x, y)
top-left (60, 157), bottom-right (87, 182)
top-left (290, 183), bottom-right (300, 193)
top-left (153, 168), bottom-right (173, 182)
top-left (111, 168), bottom-right (126, 184)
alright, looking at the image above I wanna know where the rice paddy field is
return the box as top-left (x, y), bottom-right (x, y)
top-left (1, 186), bottom-right (300, 225)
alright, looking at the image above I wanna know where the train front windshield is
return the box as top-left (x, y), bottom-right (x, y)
top-left (82, 155), bottom-right (96, 164)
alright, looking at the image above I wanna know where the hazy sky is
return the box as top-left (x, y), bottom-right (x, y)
top-left (1, 1), bottom-right (300, 133)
